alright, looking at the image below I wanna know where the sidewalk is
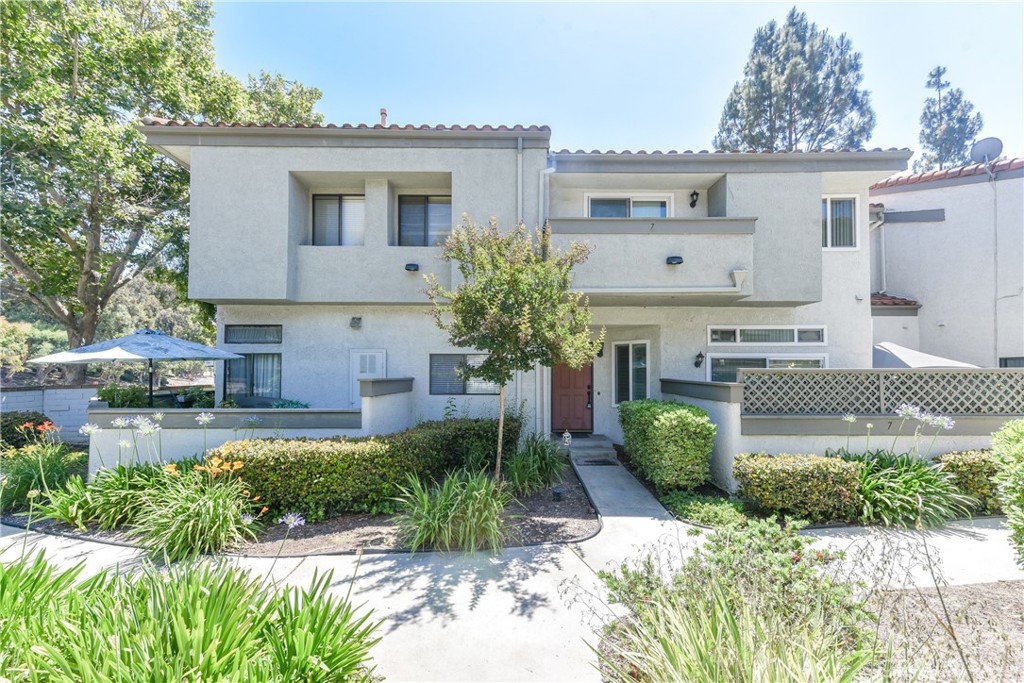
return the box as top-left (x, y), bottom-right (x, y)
top-left (3, 438), bottom-right (1022, 682)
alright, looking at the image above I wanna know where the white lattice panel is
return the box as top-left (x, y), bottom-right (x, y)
top-left (740, 369), bottom-right (1024, 416)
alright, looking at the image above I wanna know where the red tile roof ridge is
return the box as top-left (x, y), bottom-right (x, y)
top-left (552, 147), bottom-right (911, 155)
top-left (139, 116), bottom-right (550, 132)
top-left (871, 158), bottom-right (1024, 189)
top-left (871, 292), bottom-right (920, 307)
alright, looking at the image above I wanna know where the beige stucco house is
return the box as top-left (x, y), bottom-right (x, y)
top-left (869, 158), bottom-right (1024, 367)
top-left (140, 118), bottom-right (910, 442)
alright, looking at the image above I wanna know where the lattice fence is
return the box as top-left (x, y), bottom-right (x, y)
top-left (740, 369), bottom-right (1024, 416)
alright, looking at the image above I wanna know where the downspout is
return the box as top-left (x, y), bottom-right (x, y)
top-left (869, 204), bottom-right (887, 293)
top-left (537, 164), bottom-right (556, 434)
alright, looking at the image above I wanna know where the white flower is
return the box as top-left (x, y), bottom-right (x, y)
top-left (195, 412), bottom-right (215, 425)
top-left (111, 417), bottom-right (131, 428)
top-left (240, 513), bottom-right (255, 526)
top-left (895, 403), bottom-right (923, 420)
top-left (118, 440), bottom-right (132, 450)
top-left (152, 412), bottom-right (165, 423)
top-left (26, 489), bottom-right (40, 500)
top-left (841, 414), bottom-right (857, 424)
top-left (243, 416), bottom-right (263, 426)
top-left (865, 423), bottom-right (874, 430)
top-left (79, 423), bottom-right (102, 436)
top-left (135, 418), bottom-right (159, 436)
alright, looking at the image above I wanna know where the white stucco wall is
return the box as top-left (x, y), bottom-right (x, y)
top-left (0, 386), bottom-right (97, 444)
top-left (871, 173), bottom-right (1024, 366)
top-left (872, 313), bottom-right (921, 349)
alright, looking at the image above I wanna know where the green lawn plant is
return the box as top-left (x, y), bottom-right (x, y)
top-left (991, 418), bottom-right (1024, 565)
top-left (394, 470), bottom-right (513, 553)
top-left (0, 555), bottom-right (379, 682)
top-left (618, 399), bottom-right (716, 491)
top-left (661, 490), bottom-right (749, 528)
top-left (842, 451), bottom-right (975, 529)
top-left (503, 433), bottom-right (567, 495)
top-left (733, 452), bottom-right (863, 522)
top-left (0, 441), bottom-right (85, 511)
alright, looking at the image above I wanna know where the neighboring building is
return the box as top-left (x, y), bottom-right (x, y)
top-left (869, 158), bottom-right (1024, 367)
top-left (140, 117), bottom-right (909, 441)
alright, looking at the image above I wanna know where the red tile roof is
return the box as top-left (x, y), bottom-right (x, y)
top-left (871, 293), bottom-right (919, 307)
top-left (553, 147), bottom-right (911, 156)
top-left (139, 116), bottom-right (549, 133)
top-left (871, 158), bottom-right (1024, 189)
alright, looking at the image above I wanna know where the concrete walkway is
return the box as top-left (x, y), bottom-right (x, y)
top-left (3, 437), bottom-right (1022, 682)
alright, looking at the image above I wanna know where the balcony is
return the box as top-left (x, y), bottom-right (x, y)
top-left (292, 246), bottom-right (450, 304)
top-left (547, 217), bottom-right (756, 306)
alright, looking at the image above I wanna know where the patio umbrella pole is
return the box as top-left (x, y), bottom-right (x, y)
top-left (148, 358), bottom-right (155, 408)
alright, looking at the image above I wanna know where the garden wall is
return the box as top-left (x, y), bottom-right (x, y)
top-left (1, 385), bottom-right (97, 444)
top-left (663, 377), bottom-right (1014, 492)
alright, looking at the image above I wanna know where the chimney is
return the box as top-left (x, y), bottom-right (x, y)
top-left (380, 108), bottom-right (387, 126)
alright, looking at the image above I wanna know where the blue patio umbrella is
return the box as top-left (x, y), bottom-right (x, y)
top-left (28, 329), bottom-right (242, 407)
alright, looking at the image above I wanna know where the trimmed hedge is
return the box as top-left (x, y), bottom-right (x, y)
top-left (618, 399), bottom-right (716, 491)
top-left (992, 419), bottom-right (1024, 566)
top-left (937, 449), bottom-right (1001, 515)
top-left (0, 411), bottom-right (52, 449)
top-left (734, 453), bottom-right (863, 522)
top-left (208, 417), bottom-right (521, 522)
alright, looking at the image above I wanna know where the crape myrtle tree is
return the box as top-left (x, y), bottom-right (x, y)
top-left (914, 66), bottom-right (984, 172)
top-left (425, 216), bottom-right (605, 480)
top-left (0, 0), bottom-right (323, 381)
top-left (714, 7), bottom-right (876, 152)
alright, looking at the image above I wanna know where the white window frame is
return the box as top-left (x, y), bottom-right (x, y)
top-left (612, 340), bottom-right (650, 406)
top-left (821, 194), bottom-right (859, 251)
top-left (584, 193), bottom-right (674, 218)
top-left (705, 353), bottom-right (829, 382)
top-left (706, 325), bottom-right (828, 346)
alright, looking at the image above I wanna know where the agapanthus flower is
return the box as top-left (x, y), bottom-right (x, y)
top-left (111, 417), bottom-right (131, 428)
top-left (79, 423), bottom-right (102, 436)
top-left (243, 416), bottom-right (263, 426)
top-left (118, 440), bottom-right (132, 450)
top-left (195, 412), bottom-right (215, 425)
top-left (240, 513), bottom-right (255, 526)
top-left (895, 403), bottom-right (923, 420)
top-left (151, 412), bottom-right (165, 423)
top-left (278, 512), bottom-right (305, 530)
top-left (841, 414), bottom-right (857, 424)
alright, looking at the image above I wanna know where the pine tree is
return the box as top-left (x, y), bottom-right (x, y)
top-left (714, 8), bottom-right (875, 152)
top-left (915, 66), bottom-right (984, 172)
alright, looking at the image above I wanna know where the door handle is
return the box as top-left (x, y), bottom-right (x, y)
top-left (586, 388), bottom-right (592, 410)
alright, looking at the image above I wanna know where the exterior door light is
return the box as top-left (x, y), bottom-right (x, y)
top-left (350, 317), bottom-right (362, 329)
top-left (405, 263), bottom-right (420, 272)
top-left (689, 190), bottom-right (700, 208)
top-left (694, 352), bottom-right (705, 368)
top-left (666, 256), bottom-right (684, 266)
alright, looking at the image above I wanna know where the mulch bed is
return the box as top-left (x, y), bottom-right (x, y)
top-left (239, 465), bottom-right (599, 556)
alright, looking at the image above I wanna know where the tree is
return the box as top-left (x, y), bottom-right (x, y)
top-left (425, 217), bottom-right (605, 479)
top-left (714, 8), bottom-right (875, 152)
top-left (0, 0), bottom-right (323, 380)
top-left (914, 66), bottom-right (984, 172)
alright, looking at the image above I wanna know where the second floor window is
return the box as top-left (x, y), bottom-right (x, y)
top-left (313, 195), bottom-right (365, 246)
top-left (822, 197), bottom-right (856, 248)
top-left (589, 197), bottom-right (668, 218)
top-left (399, 196), bottom-right (452, 246)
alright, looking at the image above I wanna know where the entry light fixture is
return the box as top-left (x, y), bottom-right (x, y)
top-left (689, 190), bottom-right (700, 208)
top-left (405, 263), bottom-right (420, 272)
top-left (350, 317), bottom-right (362, 329)
top-left (694, 352), bottom-right (705, 368)
top-left (666, 255), bottom-right (684, 266)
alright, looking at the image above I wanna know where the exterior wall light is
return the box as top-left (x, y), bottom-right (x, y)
top-left (405, 263), bottom-right (419, 272)
top-left (350, 317), bottom-right (362, 329)
top-left (694, 352), bottom-right (705, 368)
top-left (689, 190), bottom-right (700, 208)
top-left (666, 256), bottom-right (684, 265)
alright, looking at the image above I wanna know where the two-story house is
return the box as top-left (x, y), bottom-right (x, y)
top-left (140, 118), bottom-right (910, 442)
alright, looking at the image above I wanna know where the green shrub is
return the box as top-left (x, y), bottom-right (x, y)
top-left (733, 452), bottom-right (862, 522)
top-left (843, 451), bottom-right (975, 528)
top-left (992, 419), bottom-right (1024, 566)
top-left (96, 382), bottom-right (148, 408)
top-left (86, 463), bottom-right (167, 529)
top-left (181, 385), bottom-right (215, 408)
top-left (600, 520), bottom-right (870, 682)
top-left (271, 398), bottom-right (310, 409)
top-left (937, 449), bottom-right (1001, 515)
top-left (0, 410), bottom-right (51, 448)
top-left (1, 557), bottom-right (379, 681)
top-left (39, 475), bottom-right (93, 530)
top-left (0, 443), bottom-right (85, 511)
top-left (661, 490), bottom-right (749, 528)
top-left (504, 433), bottom-right (566, 495)
top-left (131, 468), bottom-right (259, 561)
top-left (394, 470), bottom-right (513, 552)
top-left (618, 399), bottom-right (716, 491)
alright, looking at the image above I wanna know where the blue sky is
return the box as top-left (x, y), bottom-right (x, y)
top-left (211, 2), bottom-right (1024, 162)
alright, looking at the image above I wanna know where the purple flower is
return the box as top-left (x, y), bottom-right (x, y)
top-left (278, 512), bottom-right (305, 530)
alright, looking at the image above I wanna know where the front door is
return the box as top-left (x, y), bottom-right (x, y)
top-left (552, 363), bottom-right (593, 433)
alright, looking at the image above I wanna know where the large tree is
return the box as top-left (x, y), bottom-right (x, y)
top-left (0, 0), bottom-right (322, 380)
top-left (914, 66), bottom-right (984, 172)
top-left (714, 7), bottom-right (875, 152)
top-left (426, 217), bottom-right (604, 479)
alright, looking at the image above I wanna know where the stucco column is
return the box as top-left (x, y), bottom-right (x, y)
top-left (365, 179), bottom-right (390, 247)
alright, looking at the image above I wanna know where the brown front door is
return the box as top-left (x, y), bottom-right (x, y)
top-left (552, 363), bottom-right (593, 433)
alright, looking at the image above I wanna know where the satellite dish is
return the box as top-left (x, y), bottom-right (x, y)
top-left (970, 137), bottom-right (1003, 164)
